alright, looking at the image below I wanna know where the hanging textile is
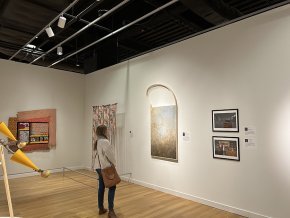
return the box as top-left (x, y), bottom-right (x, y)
top-left (92, 103), bottom-right (117, 169)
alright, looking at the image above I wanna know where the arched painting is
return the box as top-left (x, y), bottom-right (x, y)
top-left (147, 84), bottom-right (178, 162)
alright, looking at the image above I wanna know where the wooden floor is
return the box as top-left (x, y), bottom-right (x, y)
top-left (0, 170), bottom-right (245, 218)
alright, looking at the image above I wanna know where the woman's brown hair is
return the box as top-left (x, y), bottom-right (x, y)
top-left (94, 125), bottom-right (108, 150)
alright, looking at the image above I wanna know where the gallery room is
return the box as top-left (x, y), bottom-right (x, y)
top-left (0, 0), bottom-right (289, 218)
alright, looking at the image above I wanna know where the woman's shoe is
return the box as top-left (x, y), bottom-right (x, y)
top-left (108, 209), bottom-right (117, 218)
top-left (99, 208), bottom-right (107, 215)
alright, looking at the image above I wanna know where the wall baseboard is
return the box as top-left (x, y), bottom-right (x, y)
top-left (121, 176), bottom-right (271, 218)
top-left (0, 166), bottom-right (85, 180)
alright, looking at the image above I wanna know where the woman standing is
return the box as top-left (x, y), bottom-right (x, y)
top-left (94, 125), bottom-right (118, 218)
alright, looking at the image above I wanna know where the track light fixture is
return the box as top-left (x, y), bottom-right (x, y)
top-left (57, 46), bottom-right (63, 55)
top-left (98, 9), bottom-right (108, 17)
top-left (45, 26), bottom-right (54, 37)
top-left (76, 54), bottom-right (80, 67)
top-left (58, 15), bottom-right (66, 28)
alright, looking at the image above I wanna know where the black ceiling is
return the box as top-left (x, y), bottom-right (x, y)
top-left (0, 0), bottom-right (288, 74)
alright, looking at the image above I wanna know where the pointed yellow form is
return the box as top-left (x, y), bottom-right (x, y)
top-left (0, 122), bottom-right (16, 141)
top-left (10, 149), bottom-right (39, 171)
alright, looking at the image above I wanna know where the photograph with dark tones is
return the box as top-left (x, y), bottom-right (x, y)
top-left (212, 109), bottom-right (239, 132)
top-left (212, 136), bottom-right (240, 161)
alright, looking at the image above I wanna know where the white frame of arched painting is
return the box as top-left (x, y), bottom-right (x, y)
top-left (146, 84), bottom-right (178, 162)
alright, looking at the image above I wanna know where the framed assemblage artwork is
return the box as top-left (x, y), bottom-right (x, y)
top-left (8, 109), bottom-right (56, 152)
top-left (212, 136), bottom-right (240, 161)
top-left (147, 84), bottom-right (178, 162)
top-left (17, 122), bottom-right (49, 145)
top-left (212, 109), bottom-right (239, 132)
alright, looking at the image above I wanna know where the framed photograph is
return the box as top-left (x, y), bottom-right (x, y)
top-left (212, 109), bottom-right (239, 132)
top-left (212, 136), bottom-right (240, 161)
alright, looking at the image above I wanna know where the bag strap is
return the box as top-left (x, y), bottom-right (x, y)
top-left (95, 140), bottom-right (103, 169)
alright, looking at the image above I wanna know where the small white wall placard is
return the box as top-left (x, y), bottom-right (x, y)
top-left (182, 131), bottom-right (191, 142)
top-left (245, 126), bottom-right (256, 136)
top-left (244, 126), bottom-right (257, 149)
top-left (129, 130), bottom-right (134, 138)
top-left (244, 138), bottom-right (256, 148)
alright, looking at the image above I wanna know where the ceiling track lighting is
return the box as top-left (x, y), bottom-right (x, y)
top-left (30, 0), bottom-right (130, 65)
top-left (98, 9), bottom-right (108, 17)
top-left (75, 54), bottom-right (80, 67)
top-left (9, 0), bottom-right (79, 61)
top-left (58, 15), bottom-right (66, 28)
top-left (75, 40), bottom-right (80, 67)
top-left (45, 26), bottom-right (54, 37)
top-left (57, 46), bottom-right (63, 55)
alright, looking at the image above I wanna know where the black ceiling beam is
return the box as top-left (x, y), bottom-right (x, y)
top-left (136, 22), bottom-right (173, 41)
top-left (180, 0), bottom-right (242, 25)
top-left (27, 0), bottom-right (72, 14)
top-left (239, 1), bottom-right (269, 12)
top-left (230, 0), bottom-right (260, 9)
top-left (139, 22), bottom-right (181, 42)
top-left (152, 28), bottom-right (189, 45)
top-left (0, 0), bottom-right (8, 15)
top-left (64, 13), bottom-right (112, 32)
top-left (207, 0), bottom-right (243, 19)
top-left (118, 43), bottom-right (138, 53)
top-left (0, 40), bottom-right (21, 50)
top-left (146, 25), bottom-right (189, 44)
top-left (119, 36), bottom-right (150, 51)
top-left (0, 21), bottom-right (37, 37)
top-left (144, 1), bottom-right (202, 32)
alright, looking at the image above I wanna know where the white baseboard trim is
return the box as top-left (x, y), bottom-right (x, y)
top-left (84, 166), bottom-right (95, 172)
top-left (122, 176), bottom-right (271, 218)
top-left (0, 166), bottom-right (85, 180)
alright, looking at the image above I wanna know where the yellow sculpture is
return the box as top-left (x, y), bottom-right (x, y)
top-left (0, 121), bottom-right (50, 217)
top-left (0, 121), bottom-right (17, 141)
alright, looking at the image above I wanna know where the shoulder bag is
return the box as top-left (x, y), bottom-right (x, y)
top-left (96, 140), bottom-right (121, 188)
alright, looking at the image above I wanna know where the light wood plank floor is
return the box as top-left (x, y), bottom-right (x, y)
top-left (0, 170), bottom-right (245, 218)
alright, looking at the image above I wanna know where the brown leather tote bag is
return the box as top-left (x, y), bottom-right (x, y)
top-left (101, 165), bottom-right (121, 188)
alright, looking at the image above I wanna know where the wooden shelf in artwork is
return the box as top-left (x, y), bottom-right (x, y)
top-left (30, 141), bottom-right (49, 144)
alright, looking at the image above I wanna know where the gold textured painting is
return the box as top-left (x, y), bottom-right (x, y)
top-left (151, 105), bottom-right (177, 162)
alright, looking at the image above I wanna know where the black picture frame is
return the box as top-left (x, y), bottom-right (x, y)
top-left (212, 109), bottom-right (239, 132)
top-left (212, 136), bottom-right (240, 161)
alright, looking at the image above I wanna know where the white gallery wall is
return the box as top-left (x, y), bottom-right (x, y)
top-left (84, 5), bottom-right (290, 218)
top-left (84, 63), bottom-right (128, 171)
top-left (0, 60), bottom-right (85, 174)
